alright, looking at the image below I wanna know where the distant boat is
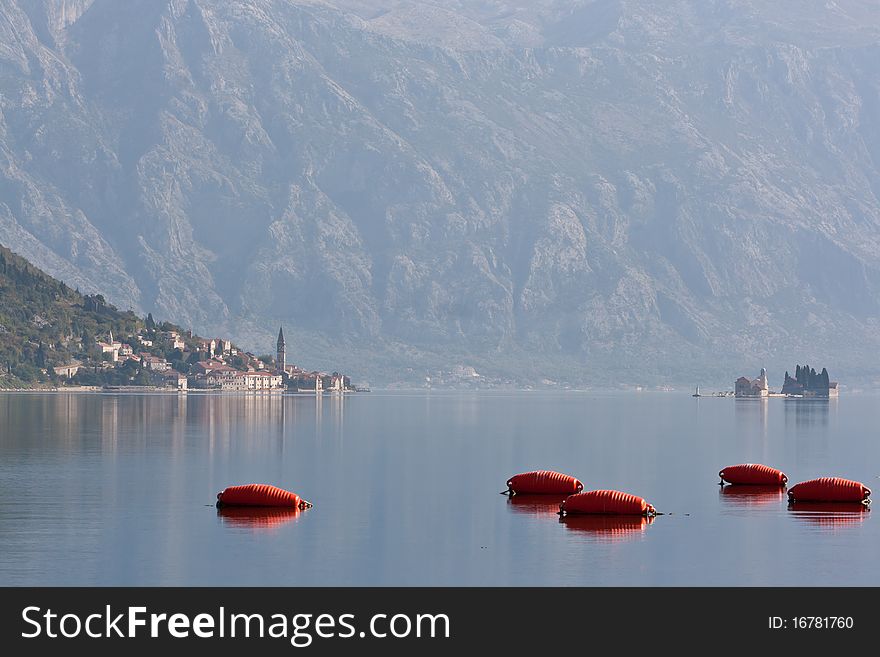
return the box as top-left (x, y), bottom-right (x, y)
top-left (693, 386), bottom-right (701, 397)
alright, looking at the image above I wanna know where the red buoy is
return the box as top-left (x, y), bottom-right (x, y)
top-left (506, 470), bottom-right (583, 495)
top-left (559, 490), bottom-right (656, 516)
top-left (719, 463), bottom-right (787, 486)
top-left (788, 478), bottom-right (871, 504)
top-left (216, 484), bottom-right (312, 509)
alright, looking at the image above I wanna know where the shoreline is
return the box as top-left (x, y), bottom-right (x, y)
top-left (0, 386), bottom-right (357, 395)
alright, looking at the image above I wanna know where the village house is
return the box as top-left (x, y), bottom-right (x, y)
top-left (53, 362), bottom-right (81, 379)
top-left (96, 332), bottom-right (122, 362)
top-left (215, 339), bottom-right (234, 356)
top-left (159, 370), bottom-right (187, 391)
top-left (192, 360), bottom-right (236, 376)
top-left (96, 341), bottom-right (119, 362)
top-left (141, 354), bottom-right (170, 372)
top-left (164, 332), bottom-right (185, 350)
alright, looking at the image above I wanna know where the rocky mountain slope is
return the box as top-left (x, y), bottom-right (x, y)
top-left (2, 0), bottom-right (880, 385)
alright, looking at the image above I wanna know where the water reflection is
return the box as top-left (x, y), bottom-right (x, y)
top-left (4, 391), bottom-right (880, 586)
top-left (784, 398), bottom-right (833, 428)
top-left (506, 494), bottom-right (567, 517)
top-left (788, 502), bottom-right (870, 529)
top-left (719, 485), bottom-right (786, 509)
top-left (734, 397), bottom-right (768, 437)
top-left (559, 515), bottom-right (654, 542)
top-left (217, 506), bottom-right (303, 531)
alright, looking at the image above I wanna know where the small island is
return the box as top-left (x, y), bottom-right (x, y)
top-left (733, 364), bottom-right (839, 398)
top-left (780, 364), bottom-right (839, 398)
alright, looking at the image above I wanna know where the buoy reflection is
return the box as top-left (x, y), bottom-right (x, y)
top-left (788, 502), bottom-right (869, 528)
top-left (560, 514), bottom-right (654, 542)
top-left (217, 506), bottom-right (303, 530)
top-left (720, 485), bottom-right (786, 509)
top-left (507, 494), bottom-right (568, 517)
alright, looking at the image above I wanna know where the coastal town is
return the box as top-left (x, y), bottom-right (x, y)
top-left (0, 244), bottom-right (363, 392)
top-left (51, 325), bottom-right (353, 394)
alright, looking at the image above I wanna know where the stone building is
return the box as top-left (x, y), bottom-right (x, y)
top-left (735, 368), bottom-right (769, 397)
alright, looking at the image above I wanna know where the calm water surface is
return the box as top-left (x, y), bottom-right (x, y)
top-left (0, 391), bottom-right (877, 586)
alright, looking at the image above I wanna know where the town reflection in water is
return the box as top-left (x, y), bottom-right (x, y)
top-left (40, 391), bottom-right (348, 454)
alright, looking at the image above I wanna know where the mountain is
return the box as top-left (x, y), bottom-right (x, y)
top-left (2, 0), bottom-right (880, 386)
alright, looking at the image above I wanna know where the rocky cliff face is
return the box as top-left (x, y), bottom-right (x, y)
top-left (2, 0), bottom-right (880, 384)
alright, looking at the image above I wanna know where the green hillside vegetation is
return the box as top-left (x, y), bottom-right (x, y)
top-left (0, 244), bottom-right (215, 388)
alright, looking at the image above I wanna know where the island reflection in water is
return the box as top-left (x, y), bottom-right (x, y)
top-left (784, 398), bottom-right (834, 428)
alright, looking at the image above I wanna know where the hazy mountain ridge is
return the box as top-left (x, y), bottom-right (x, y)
top-left (2, 0), bottom-right (880, 385)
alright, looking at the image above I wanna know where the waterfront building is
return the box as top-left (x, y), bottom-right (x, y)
top-left (202, 370), bottom-right (283, 391)
top-left (735, 368), bottom-right (769, 397)
top-left (160, 370), bottom-right (187, 390)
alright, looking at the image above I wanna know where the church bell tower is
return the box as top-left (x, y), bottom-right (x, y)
top-left (276, 326), bottom-right (286, 372)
